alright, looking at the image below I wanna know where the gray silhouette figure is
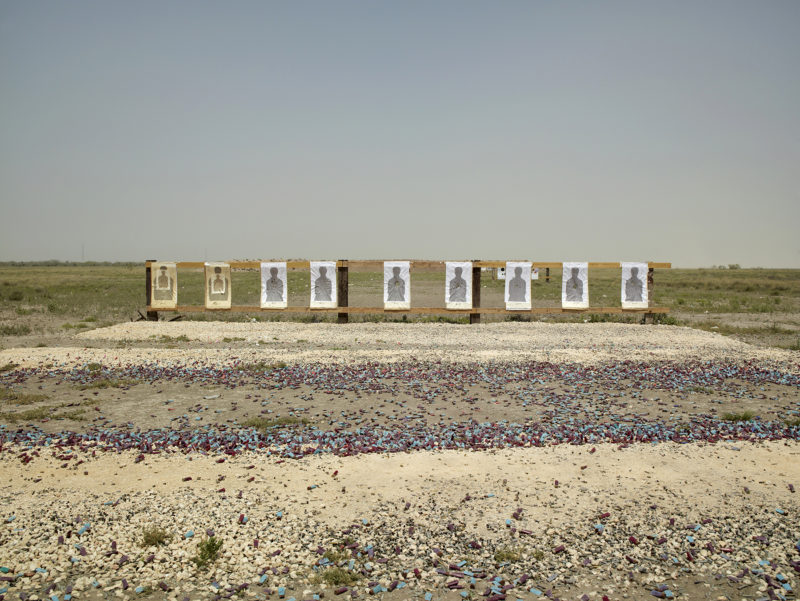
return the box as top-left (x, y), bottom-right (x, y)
top-left (448, 267), bottom-right (467, 303)
top-left (208, 266), bottom-right (229, 300)
top-left (508, 267), bottom-right (527, 302)
top-left (565, 267), bottom-right (584, 303)
top-left (314, 266), bottom-right (332, 302)
top-left (625, 267), bottom-right (644, 302)
top-left (265, 267), bottom-right (284, 302)
top-left (387, 266), bottom-right (406, 302)
top-left (153, 266), bottom-right (173, 301)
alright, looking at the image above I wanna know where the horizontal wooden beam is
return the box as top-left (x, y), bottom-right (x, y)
top-left (148, 305), bottom-right (670, 315)
top-left (146, 261), bottom-right (672, 270)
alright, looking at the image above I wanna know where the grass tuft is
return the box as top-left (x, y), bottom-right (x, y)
top-left (140, 526), bottom-right (172, 548)
top-left (244, 416), bottom-right (309, 432)
top-left (494, 546), bottom-right (522, 563)
top-left (0, 388), bottom-right (48, 405)
top-left (0, 406), bottom-right (53, 423)
top-left (191, 536), bottom-right (223, 568)
top-left (0, 362), bottom-right (19, 372)
top-left (0, 324), bottom-right (31, 336)
top-left (785, 417), bottom-right (800, 428)
top-left (721, 411), bottom-right (757, 422)
top-left (322, 548), bottom-right (350, 564)
top-left (313, 567), bottom-right (360, 586)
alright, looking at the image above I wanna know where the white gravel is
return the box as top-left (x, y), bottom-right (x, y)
top-left (1, 321), bottom-right (794, 369)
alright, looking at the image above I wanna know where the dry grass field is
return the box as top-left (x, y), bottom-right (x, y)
top-left (1, 262), bottom-right (798, 348)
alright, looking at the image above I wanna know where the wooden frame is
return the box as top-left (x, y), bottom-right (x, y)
top-left (144, 260), bottom-right (671, 323)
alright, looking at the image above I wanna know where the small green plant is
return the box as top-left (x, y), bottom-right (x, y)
top-left (531, 549), bottom-right (545, 561)
top-left (81, 316), bottom-right (98, 322)
top-left (223, 337), bottom-right (245, 343)
top-left (244, 416), bottom-right (309, 432)
top-left (784, 417), bottom-right (800, 428)
top-left (721, 411), bottom-right (757, 422)
top-left (313, 567), bottom-right (360, 586)
top-left (7, 290), bottom-right (24, 301)
top-left (494, 546), bottom-right (522, 563)
top-left (0, 362), bottom-right (19, 372)
top-left (141, 526), bottom-right (172, 548)
top-left (192, 536), bottom-right (223, 568)
top-left (87, 362), bottom-right (102, 372)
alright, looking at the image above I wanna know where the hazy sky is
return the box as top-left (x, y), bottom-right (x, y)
top-left (1, 1), bottom-right (798, 266)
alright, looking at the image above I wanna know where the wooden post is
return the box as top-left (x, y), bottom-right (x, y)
top-left (470, 261), bottom-right (481, 324)
top-left (145, 259), bottom-right (159, 321)
top-left (545, 267), bottom-right (550, 283)
top-left (337, 260), bottom-right (349, 324)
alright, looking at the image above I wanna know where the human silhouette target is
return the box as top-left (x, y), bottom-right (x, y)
top-left (445, 261), bottom-right (472, 310)
top-left (561, 262), bottom-right (588, 308)
top-left (151, 262), bottom-right (177, 308)
top-left (310, 261), bottom-right (337, 308)
top-left (621, 262), bottom-right (648, 309)
top-left (260, 262), bottom-right (288, 309)
top-left (384, 261), bottom-right (410, 309)
top-left (504, 262), bottom-right (532, 310)
top-left (204, 262), bottom-right (231, 309)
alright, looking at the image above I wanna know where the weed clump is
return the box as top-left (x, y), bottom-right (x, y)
top-left (0, 388), bottom-right (48, 405)
top-left (0, 324), bottom-right (31, 336)
top-left (0, 406), bottom-right (52, 423)
top-left (721, 411), bottom-right (757, 422)
top-left (322, 548), bottom-right (349, 564)
top-left (494, 546), bottom-right (522, 563)
top-left (140, 526), bottom-right (172, 548)
top-left (192, 536), bottom-right (223, 568)
top-left (313, 567), bottom-right (359, 586)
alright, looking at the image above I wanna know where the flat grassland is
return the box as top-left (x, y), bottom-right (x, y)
top-left (1, 262), bottom-right (799, 348)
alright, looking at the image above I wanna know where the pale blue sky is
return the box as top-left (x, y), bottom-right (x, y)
top-left (1, 1), bottom-right (798, 266)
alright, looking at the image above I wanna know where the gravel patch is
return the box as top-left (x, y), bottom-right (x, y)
top-left (2, 443), bottom-right (798, 600)
top-left (0, 322), bottom-right (792, 368)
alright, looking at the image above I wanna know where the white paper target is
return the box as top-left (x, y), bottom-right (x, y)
top-left (504, 262), bottom-right (531, 310)
top-left (445, 261), bottom-right (472, 310)
top-left (562, 262), bottom-right (589, 309)
top-left (531, 268), bottom-right (539, 281)
top-left (310, 261), bottom-right (337, 308)
top-left (621, 262), bottom-right (648, 309)
top-left (384, 261), bottom-right (410, 310)
top-left (205, 262), bottom-right (232, 309)
top-left (151, 262), bottom-right (177, 309)
top-left (260, 262), bottom-right (288, 309)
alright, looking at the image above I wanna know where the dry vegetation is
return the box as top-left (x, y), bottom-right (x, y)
top-left (0, 262), bottom-right (798, 348)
